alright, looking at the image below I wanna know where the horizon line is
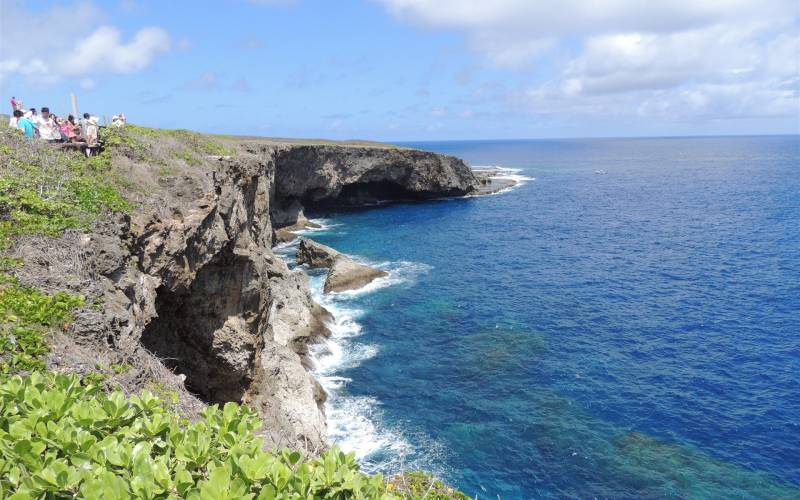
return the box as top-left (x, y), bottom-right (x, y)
top-left (388, 132), bottom-right (800, 144)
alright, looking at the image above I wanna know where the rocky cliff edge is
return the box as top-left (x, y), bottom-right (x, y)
top-left (15, 129), bottom-right (477, 454)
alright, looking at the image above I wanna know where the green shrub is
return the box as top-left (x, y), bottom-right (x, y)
top-left (0, 130), bottom-right (130, 246)
top-left (0, 371), bottom-right (396, 499)
top-left (388, 471), bottom-right (471, 499)
top-left (0, 282), bottom-right (84, 374)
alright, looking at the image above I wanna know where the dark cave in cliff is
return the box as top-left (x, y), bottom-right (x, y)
top-left (140, 251), bottom-right (260, 404)
top-left (306, 180), bottom-right (424, 208)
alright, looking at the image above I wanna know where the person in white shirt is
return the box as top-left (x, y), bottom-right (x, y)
top-left (8, 110), bottom-right (20, 129)
top-left (35, 107), bottom-right (61, 142)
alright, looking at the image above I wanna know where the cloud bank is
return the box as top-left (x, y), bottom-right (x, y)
top-left (0, 0), bottom-right (171, 85)
top-left (378, 0), bottom-right (799, 123)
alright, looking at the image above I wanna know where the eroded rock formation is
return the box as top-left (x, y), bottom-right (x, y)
top-left (64, 142), bottom-right (477, 453)
top-left (257, 144), bottom-right (478, 227)
top-left (324, 255), bottom-right (388, 293)
top-left (296, 239), bottom-right (340, 268)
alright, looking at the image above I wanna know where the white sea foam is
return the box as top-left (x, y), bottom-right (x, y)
top-left (326, 260), bottom-right (432, 297)
top-left (293, 218), bottom-right (344, 235)
top-left (326, 395), bottom-right (412, 463)
top-left (274, 224), bottom-right (443, 475)
top-left (472, 165), bottom-right (536, 195)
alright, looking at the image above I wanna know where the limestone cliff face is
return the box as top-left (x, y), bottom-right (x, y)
top-left (259, 144), bottom-right (479, 226)
top-left (70, 142), bottom-right (477, 453)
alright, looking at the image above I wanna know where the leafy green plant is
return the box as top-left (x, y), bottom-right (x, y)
top-left (0, 371), bottom-right (397, 499)
top-left (111, 363), bottom-right (132, 375)
top-left (0, 283), bottom-right (84, 373)
top-left (0, 257), bottom-right (22, 270)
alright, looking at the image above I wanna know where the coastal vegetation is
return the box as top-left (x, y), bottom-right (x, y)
top-left (0, 129), bottom-right (129, 248)
top-left (0, 126), bottom-right (467, 499)
top-left (0, 372), bottom-right (390, 498)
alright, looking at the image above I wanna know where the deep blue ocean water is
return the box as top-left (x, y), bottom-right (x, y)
top-left (281, 136), bottom-right (800, 498)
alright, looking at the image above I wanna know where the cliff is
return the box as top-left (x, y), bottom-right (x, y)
top-left (4, 126), bottom-right (478, 454)
top-left (262, 144), bottom-right (477, 225)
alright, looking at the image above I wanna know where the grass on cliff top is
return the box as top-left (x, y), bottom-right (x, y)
top-left (0, 129), bottom-right (130, 248)
top-left (102, 124), bottom-right (235, 166)
top-left (0, 123), bottom-right (236, 247)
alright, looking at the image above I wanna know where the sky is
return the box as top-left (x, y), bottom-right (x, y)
top-left (1, 0), bottom-right (798, 141)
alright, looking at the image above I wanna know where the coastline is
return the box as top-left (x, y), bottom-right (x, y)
top-left (273, 226), bottom-right (439, 475)
top-left (270, 170), bottom-right (529, 472)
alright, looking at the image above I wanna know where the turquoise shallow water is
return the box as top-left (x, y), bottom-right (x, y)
top-left (283, 136), bottom-right (800, 498)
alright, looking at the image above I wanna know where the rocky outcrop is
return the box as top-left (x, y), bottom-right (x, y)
top-left (324, 255), bottom-right (387, 293)
top-left (248, 256), bottom-right (330, 450)
top-left (472, 168), bottom-right (519, 195)
top-left (242, 144), bottom-right (478, 229)
top-left (62, 152), bottom-right (330, 452)
top-left (271, 198), bottom-right (321, 243)
top-left (296, 239), bottom-right (340, 268)
top-left (54, 140), bottom-right (475, 454)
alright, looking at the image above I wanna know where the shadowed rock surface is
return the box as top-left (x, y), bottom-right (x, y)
top-left (296, 238), bottom-right (341, 268)
top-left (256, 144), bottom-right (479, 228)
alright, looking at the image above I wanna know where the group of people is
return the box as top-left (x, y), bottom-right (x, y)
top-left (8, 96), bottom-right (126, 156)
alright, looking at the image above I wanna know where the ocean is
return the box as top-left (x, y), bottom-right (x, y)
top-left (277, 136), bottom-right (800, 498)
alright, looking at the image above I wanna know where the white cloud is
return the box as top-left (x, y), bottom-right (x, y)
top-left (377, 0), bottom-right (793, 40)
top-left (469, 33), bottom-right (554, 69)
top-left (58, 26), bottom-right (170, 76)
top-left (527, 23), bottom-right (800, 120)
top-left (377, 0), bottom-right (799, 121)
top-left (232, 78), bottom-right (253, 92)
top-left (0, 1), bottom-right (171, 85)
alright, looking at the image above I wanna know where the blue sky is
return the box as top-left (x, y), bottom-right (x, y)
top-left (1, 0), bottom-right (798, 140)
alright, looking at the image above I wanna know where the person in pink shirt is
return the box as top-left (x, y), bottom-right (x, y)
top-left (10, 97), bottom-right (17, 112)
top-left (58, 117), bottom-right (77, 142)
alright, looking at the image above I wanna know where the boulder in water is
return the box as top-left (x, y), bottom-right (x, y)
top-left (324, 255), bottom-right (387, 293)
top-left (296, 238), bottom-right (340, 268)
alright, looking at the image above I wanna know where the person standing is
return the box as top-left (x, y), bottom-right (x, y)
top-left (10, 96), bottom-right (17, 112)
top-left (35, 107), bottom-right (61, 142)
top-left (84, 116), bottom-right (99, 156)
top-left (79, 112), bottom-right (90, 138)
